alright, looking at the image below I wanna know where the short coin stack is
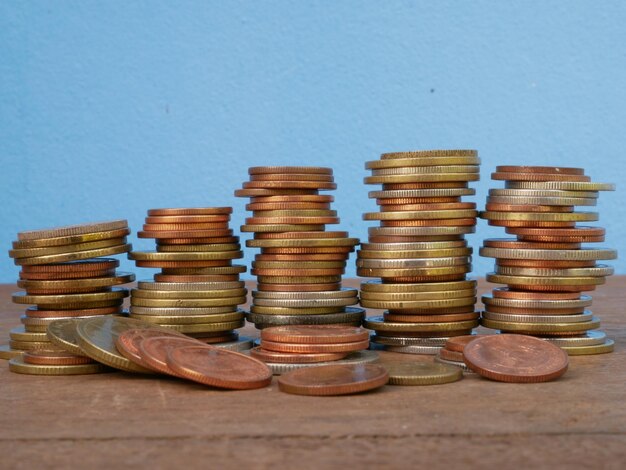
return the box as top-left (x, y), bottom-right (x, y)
top-left (234, 167), bottom-right (363, 329)
top-left (1, 220), bottom-right (133, 365)
top-left (479, 166), bottom-right (617, 354)
top-left (128, 208), bottom-right (250, 349)
top-left (358, 150), bottom-right (480, 353)
top-left (250, 325), bottom-right (377, 374)
top-left (434, 334), bottom-right (484, 373)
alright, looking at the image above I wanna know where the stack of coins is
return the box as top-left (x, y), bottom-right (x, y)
top-left (434, 335), bottom-right (483, 373)
top-left (128, 208), bottom-right (250, 349)
top-left (479, 166), bottom-right (617, 355)
top-left (249, 325), bottom-right (378, 374)
top-left (234, 167), bottom-right (363, 329)
top-left (1, 220), bottom-right (133, 362)
top-left (358, 150), bottom-right (481, 354)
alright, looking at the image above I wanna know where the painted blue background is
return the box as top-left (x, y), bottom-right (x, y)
top-left (1, 1), bottom-right (624, 283)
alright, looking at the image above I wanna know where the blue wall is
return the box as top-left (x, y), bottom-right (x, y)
top-left (1, 1), bottom-right (625, 282)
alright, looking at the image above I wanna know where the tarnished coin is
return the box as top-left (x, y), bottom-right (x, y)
top-left (463, 334), bottom-right (569, 382)
top-left (384, 362), bottom-right (463, 385)
top-left (167, 346), bottom-right (272, 389)
top-left (278, 363), bottom-right (388, 396)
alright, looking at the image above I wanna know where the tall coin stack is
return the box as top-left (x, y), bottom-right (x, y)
top-left (358, 150), bottom-right (480, 354)
top-left (234, 166), bottom-right (362, 329)
top-left (479, 166), bottom-right (617, 355)
top-left (128, 208), bottom-right (250, 349)
top-left (1, 220), bottom-right (134, 362)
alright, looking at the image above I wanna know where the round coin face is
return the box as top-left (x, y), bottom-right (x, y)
top-left (166, 346), bottom-right (273, 389)
top-left (116, 328), bottom-right (187, 370)
top-left (277, 363), bottom-right (389, 396)
top-left (463, 334), bottom-right (569, 383)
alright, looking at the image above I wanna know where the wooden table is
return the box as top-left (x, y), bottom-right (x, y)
top-left (1, 278), bottom-right (624, 469)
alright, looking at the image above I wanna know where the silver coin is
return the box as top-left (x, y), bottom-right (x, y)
top-left (482, 310), bottom-right (593, 324)
top-left (435, 355), bottom-right (475, 374)
top-left (383, 345), bottom-right (441, 355)
top-left (214, 337), bottom-right (254, 352)
top-left (539, 331), bottom-right (607, 347)
top-left (370, 334), bottom-right (450, 346)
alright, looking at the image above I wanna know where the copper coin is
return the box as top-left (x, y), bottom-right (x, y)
top-left (260, 339), bottom-right (369, 354)
top-left (506, 226), bottom-right (605, 238)
top-left (166, 345), bottom-right (272, 389)
top-left (18, 268), bottom-right (117, 280)
top-left (248, 195), bottom-right (334, 203)
top-left (246, 202), bottom-right (331, 211)
top-left (463, 334), bottom-right (569, 383)
top-left (278, 363), bottom-right (389, 396)
top-left (383, 312), bottom-right (479, 323)
top-left (20, 259), bottom-right (119, 273)
top-left (245, 216), bottom-right (339, 225)
top-left (484, 305), bottom-right (584, 315)
top-left (24, 306), bottom-right (123, 318)
top-left (495, 166), bottom-right (585, 175)
top-left (377, 197), bottom-right (461, 205)
top-left (255, 254), bottom-right (349, 261)
top-left (154, 274), bottom-right (241, 282)
top-left (382, 274), bottom-right (468, 283)
top-left (145, 215), bottom-right (231, 224)
top-left (488, 220), bottom-right (576, 228)
top-left (156, 236), bottom-right (240, 245)
top-left (381, 218), bottom-right (477, 227)
top-left (518, 235), bottom-right (605, 243)
top-left (260, 247), bottom-right (354, 254)
top-left (250, 347), bottom-right (348, 364)
top-left (142, 222), bottom-right (230, 231)
top-left (137, 335), bottom-right (208, 376)
top-left (380, 202), bottom-right (476, 211)
top-left (495, 259), bottom-right (596, 268)
top-left (138, 229), bottom-right (233, 239)
top-left (256, 283), bottom-right (341, 292)
top-left (484, 239), bottom-right (581, 250)
top-left (438, 348), bottom-right (464, 362)
top-left (261, 325), bottom-right (369, 344)
top-left (116, 328), bottom-right (188, 370)
top-left (485, 203), bottom-right (575, 213)
top-left (253, 231), bottom-right (349, 239)
top-left (513, 285), bottom-right (597, 293)
top-left (387, 306), bottom-right (475, 315)
top-left (251, 268), bottom-right (345, 276)
top-left (382, 182), bottom-right (469, 189)
top-left (22, 349), bottom-right (94, 366)
top-left (248, 166), bottom-right (333, 175)
top-left (235, 188), bottom-right (320, 197)
top-left (492, 288), bottom-right (581, 300)
top-left (368, 235), bottom-right (464, 243)
top-left (242, 180), bottom-right (336, 190)
top-left (147, 207), bottom-right (232, 216)
top-left (135, 260), bottom-right (233, 268)
top-left (493, 171), bottom-right (590, 182)
top-left (445, 335), bottom-right (486, 353)
top-left (250, 173), bottom-right (335, 182)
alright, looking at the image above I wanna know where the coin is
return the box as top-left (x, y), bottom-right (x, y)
top-left (540, 331), bottom-right (606, 347)
top-left (245, 308), bottom-right (366, 326)
top-left (361, 279), bottom-right (476, 293)
top-left (491, 288), bottom-right (581, 300)
top-left (493, 172), bottom-right (590, 182)
top-left (260, 325), bottom-right (369, 344)
top-left (559, 340), bottom-right (615, 355)
top-left (26, 306), bottom-right (122, 318)
top-left (480, 211), bottom-right (598, 222)
top-left (134, 312), bottom-right (243, 325)
top-left (252, 288), bottom-right (357, 299)
top-left (505, 181), bottom-right (615, 191)
top-left (9, 238), bottom-right (128, 259)
top-left (482, 311), bottom-right (593, 323)
top-left (359, 289), bottom-right (475, 301)
top-left (47, 319), bottom-right (87, 355)
top-left (9, 356), bottom-right (108, 375)
top-left (145, 215), bottom-right (231, 224)
top-left (383, 361), bottom-right (462, 385)
top-left (248, 166), bottom-right (333, 175)
top-left (17, 220), bottom-right (128, 241)
top-left (444, 335), bottom-right (484, 353)
top-left (131, 288), bottom-right (246, 299)
top-left (383, 312), bottom-right (479, 323)
top-left (13, 288), bottom-right (129, 306)
top-left (167, 345), bottom-right (272, 389)
top-left (368, 226), bottom-right (475, 236)
top-left (250, 305), bottom-right (347, 315)
top-left (12, 228), bottom-right (131, 249)
top-left (278, 363), bottom-right (388, 396)
top-left (367, 156), bottom-right (479, 169)
top-left (14, 244), bottom-right (132, 265)
top-left (481, 317), bottom-right (600, 333)
top-left (463, 334), bottom-right (568, 382)
top-left (17, 272), bottom-right (135, 295)
top-left (252, 298), bottom-right (358, 308)
top-left (138, 229), bottom-right (233, 239)
top-left (256, 282), bottom-right (341, 292)
top-left (369, 188), bottom-right (475, 199)
top-left (131, 335), bottom-right (206, 375)
top-left (22, 349), bottom-right (94, 366)
top-left (364, 316), bottom-right (478, 332)
top-left (0, 345), bottom-right (25, 360)
top-left (250, 347), bottom-right (348, 364)
top-left (480, 247), bottom-right (616, 261)
top-left (371, 165), bottom-right (479, 175)
top-left (486, 196), bottom-right (596, 206)
top-left (370, 335), bottom-right (449, 346)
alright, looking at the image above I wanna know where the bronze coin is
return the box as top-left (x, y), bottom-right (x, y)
top-left (260, 247), bottom-right (354, 254)
top-left (488, 220), bottom-right (577, 228)
top-left (518, 235), bottom-right (605, 243)
top-left (156, 236), bottom-right (240, 245)
top-left (167, 345), bottom-right (272, 389)
top-left (22, 349), bottom-right (94, 366)
top-left (495, 166), bottom-right (585, 175)
top-left (495, 259), bottom-right (596, 268)
top-left (135, 260), bottom-right (233, 268)
top-left (256, 282), bottom-right (341, 292)
top-left (147, 207), bottom-right (232, 216)
top-left (382, 182), bottom-right (469, 189)
top-left (250, 347), bottom-right (348, 364)
top-left (383, 312), bottom-right (480, 323)
top-left (380, 202), bottom-right (476, 211)
top-left (24, 306), bottom-right (123, 318)
top-left (142, 222), bottom-right (230, 231)
top-left (261, 325), bottom-right (369, 344)
top-left (484, 305), bottom-right (585, 315)
top-left (506, 226), bottom-right (605, 237)
top-left (278, 363), bottom-right (389, 396)
top-left (116, 329), bottom-right (188, 371)
top-left (493, 171), bottom-right (590, 182)
top-left (492, 288), bottom-right (580, 301)
top-left (234, 188), bottom-right (320, 197)
top-left (253, 231), bottom-right (349, 239)
top-left (255, 254), bottom-right (349, 261)
top-left (484, 238), bottom-right (581, 250)
top-left (20, 259), bottom-right (119, 273)
top-left (368, 235), bottom-right (464, 243)
top-left (381, 218), bottom-right (477, 227)
top-left (137, 335), bottom-right (207, 376)
top-left (445, 335), bottom-right (486, 353)
top-left (145, 215), bottom-right (231, 224)
top-left (246, 202), bottom-right (331, 211)
top-left (17, 220), bottom-right (128, 241)
top-left (250, 173), bottom-right (335, 182)
top-left (138, 229), bottom-right (233, 239)
top-left (387, 306), bottom-right (475, 315)
top-left (260, 339), bottom-right (369, 354)
top-left (380, 274), bottom-right (468, 283)
top-left (248, 195), bottom-right (334, 203)
top-left (19, 268), bottom-right (117, 281)
top-left (154, 274), bottom-right (240, 282)
top-left (377, 197), bottom-right (461, 205)
top-left (463, 334), bottom-right (569, 383)
top-left (485, 203), bottom-right (575, 213)
top-left (438, 348), bottom-right (464, 362)
top-left (251, 268), bottom-right (345, 276)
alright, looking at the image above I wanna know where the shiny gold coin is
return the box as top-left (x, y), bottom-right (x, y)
top-left (381, 150), bottom-right (478, 159)
top-left (47, 319), bottom-right (90, 355)
top-left (482, 295), bottom-right (592, 309)
top-left (9, 238), bottom-right (127, 259)
top-left (361, 241), bottom-right (467, 251)
top-left (130, 296), bottom-right (246, 308)
top-left (9, 340), bottom-right (53, 350)
top-left (131, 311), bottom-right (244, 325)
top-left (364, 316), bottom-right (479, 332)
top-left (357, 257), bottom-right (470, 269)
top-left (160, 265), bottom-right (246, 275)
top-left (505, 181), bottom-right (615, 191)
top-left (480, 211), bottom-right (598, 222)
top-left (371, 165), bottom-right (479, 175)
top-left (482, 311), bottom-right (593, 323)
top-left (250, 305), bottom-right (346, 315)
top-left (129, 250), bottom-right (242, 261)
top-left (9, 327), bottom-right (49, 342)
top-left (130, 306), bottom-right (239, 316)
top-left (357, 248), bottom-right (472, 260)
top-left (131, 287), bottom-right (247, 299)
top-left (357, 265), bottom-right (471, 278)
top-left (366, 156), bottom-right (480, 169)
top-left (156, 243), bottom-right (241, 252)
top-left (252, 297), bottom-right (358, 308)
top-left (384, 362), bottom-right (463, 385)
top-left (17, 272), bottom-right (135, 294)
top-left (137, 280), bottom-right (245, 291)
top-left (12, 288), bottom-right (129, 306)
top-left (252, 260), bottom-right (346, 269)
top-left (384, 312), bottom-right (480, 323)
top-left (17, 220), bottom-right (128, 241)
top-left (360, 279), bottom-right (476, 293)
top-left (242, 180), bottom-right (336, 190)
top-left (494, 265), bottom-right (613, 278)
top-left (366, 173), bottom-right (480, 184)
top-left (360, 297), bottom-right (476, 310)
top-left (151, 320), bottom-right (244, 333)
top-left (481, 317), bottom-right (600, 333)
top-left (14, 244), bottom-right (132, 266)
top-left (12, 228), bottom-right (130, 249)
top-left (253, 288), bottom-right (357, 300)
top-left (252, 268), bottom-right (345, 277)
top-left (9, 356), bottom-right (107, 375)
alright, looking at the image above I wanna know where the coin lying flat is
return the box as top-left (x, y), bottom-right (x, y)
top-left (384, 362), bottom-right (463, 385)
top-left (17, 220), bottom-right (128, 241)
top-left (9, 356), bottom-right (108, 375)
top-left (278, 363), bottom-right (389, 396)
top-left (463, 334), bottom-right (569, 383)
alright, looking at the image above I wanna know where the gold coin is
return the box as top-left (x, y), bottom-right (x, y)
top-left (369, 188), bottom-right (475, 198)
top-left (505, 181), bottom-right (615, 191)
top-left (480, 211), bottom-right (598, 222)
top-left (241, 224), bottom-right (326, 232)
top-left (17, 220), bottom-right (128, 241)
top-left (76, 316), bottom-right (178, 373)
top-left (252, 261), bottom-right (346, 270)
top-left (249, 209), bottom-right (337, 217)
top-left (541, 331), bottom-right (606, 347)
top-left (357, 248), bottom-right (472, 259)
top-left (481, 317), bottom-right (600, 333)
top-left (8, 356), bottom-right (108, 375)
top-left (364, 316), bottom-right (478, 332)
top-left (384, 362), bottom-right (463, 385)
top-left (131, 311), bottom-right (244, 325)
top-left (380, 150), bottom-right (478, 159)
top-left (160, 265), bottom-right (247, 275)
top-left (368, 226), bottom-right (475, 236)
top-left (361, 241), bottom-right (467, 251)
top-left (157, 243), bottom-right (241, 252)
top-left (11, 228), bottom-right (131, 249)
top-left (483, 310), bottom-right (593, 323)
top-left (131, 287), bottom-right (247, 299)
top-left (9, 327), bottom-right (49, 342)
top-left (0, 344), bottom-right (24, 359)
top-left (366, 156), bottom-right (480, 169)
top-left (129, 250), bottom-right (243, 261)
top-left (9, 238), bottom-right (127, 259)
top-left (137, 280), bottom-right (245, 291)
top-left (246, 238), bottom-right (359, 248)
top-left (130, 296), bottom-right (246, 308)
top-left (17, 272), bottom-right (135, 292)
top-left (360, 289), bottom-right (476, 301)
top-left (486, 273), bottom-right (605, 286)
top-left (482, 295), bottom-right (593, 309)
top-left (357, 257), bottom-right (470, 269)
top-left (251, 297), bottom-right (358, 308)
top-left (365, 173), bottom-right (480, 184)
top-left (486, 196), bottom-right (597, 206)
top-left (250, 305), bottom-right (346, 315)
top-left (371, 165), bottom-right (479, 175)
top-left (248, 166), bottom-right (333, 174)
top-left (560, 340), bottom-right (614, 355)
top-left (253, 288), bottom-right (357, 299)
top-left (14, 244), bottom-right (132, 265)
top-left (488, 188), bottom-right (598, 198)
top-left (9, 340), bottom-right (52, 350)
top-left (364, 210), bottom-right (478, 221)
top-left (47, 319), bottom-right (88, 355)
top-left (151, 320), bottom-right (244, 333)
top-left (360, 279), bottom-right (476, 293)
top-left (130, 306), bottom-right (238, 316)
top-left (357, 265), bottom-right (471, 277)
top-left (12, 288), bottom-right (129, 305)
top-left (494, 265), bottom-right (613, 278)
top-left (256, 275), bottom-right (342, 284)
top-left (361, 297), bottom-right (476, 310)
top-left (480, 247), bottom-right (617, 261)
